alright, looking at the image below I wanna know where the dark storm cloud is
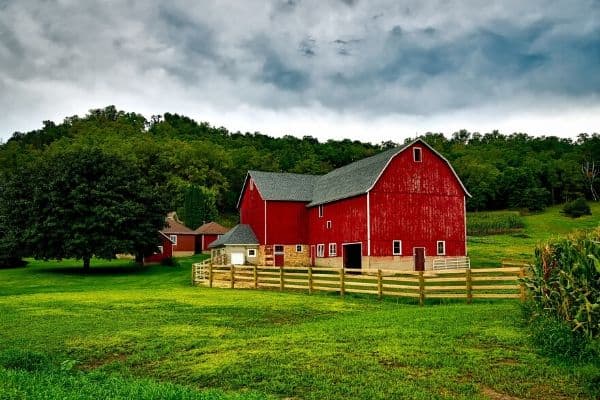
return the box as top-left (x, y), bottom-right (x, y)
top-left (0, 0), bottom-right (599, 139)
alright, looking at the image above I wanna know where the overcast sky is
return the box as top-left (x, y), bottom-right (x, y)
top-left (1, 0), bottom-right (599, 143)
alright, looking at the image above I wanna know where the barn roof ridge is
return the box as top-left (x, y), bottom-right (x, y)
top-left (195, 221), bottom-right (229, 235)
top-left (238, 139), bottom-right (470, 208)
top-left (208, 224), bottom-right (259, 248)
top-left (161, 217), bottom-right (195, 235)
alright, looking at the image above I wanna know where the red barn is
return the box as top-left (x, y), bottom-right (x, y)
top-left (161, 216), bottom-right (196, 257)
top-left (212, 139), bottom-right (470, 271)
top-left (144, 232), bottom-right (174, 264)
top-left (195, 222), bottom-right (229, 253)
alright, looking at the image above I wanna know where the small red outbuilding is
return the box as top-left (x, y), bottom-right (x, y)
top-left (195, 222), bottom-right (229, 253)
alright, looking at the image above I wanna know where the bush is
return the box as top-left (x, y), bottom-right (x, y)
top-left (524, 228), bottom-right (600, 355)
top-left (160, 257), bottom-right (179, 267)
top-left (467, 211), bottom-right (525, 235)
top-left (562, 198), bottom-right (592, 218)
top-left (0, 257), bottom-right (27, 269)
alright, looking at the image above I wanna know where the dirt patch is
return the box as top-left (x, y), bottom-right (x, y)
top-left (80, 353), bottom-right (128, 370)
top-left (481, 387), bottom-right (522, 400)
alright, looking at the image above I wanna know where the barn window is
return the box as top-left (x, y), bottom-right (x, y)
top-left (392, 240), bottom-right (402, 255)
top-left (318, 205), bottom-right (324, 218)
top-left (437, 241), bottom-right (446, 255)
top-left (247, 249), bottom-right (257, 257)
top-left (170, 235), bottom-right (177, 245)
top-left (296, 245), bottom-right (302, 252)
top-left (326, 220), bottom-right (332, 229)
top-left (250, 179), bottom-right (254, 191)
top-left (329, 243), bottom-right (337, 257)
top-left (413, 147), bottom-right (422, 162)
top-left (157, 245), bottom-right (163, 254)
top-left (317, 244), bottom-right (325, 257)
top-left (274, 245), bottom-right (284, 253)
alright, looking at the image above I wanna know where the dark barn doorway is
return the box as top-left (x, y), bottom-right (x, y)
top-left (343, 243), bottom-right (362, 270)
top-left (414, 247), bottom-right (425, 271)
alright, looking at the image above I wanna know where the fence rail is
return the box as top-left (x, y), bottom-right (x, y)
top-left (192, 261), bottom-right (529, 305)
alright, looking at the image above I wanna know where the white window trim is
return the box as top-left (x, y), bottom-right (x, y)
top-left (326, 220), bottom-right (332, 229)
top-left (157, 245), bottom-right (163, 254)
top-left (316, 244), bottom-right (325, 258)
top-left (329, 243), bottom-right (337, 257)
top-left (170, 235), bottom-right (177, 245)
top-left (247, 249), bottom-right (257, 257)
top-left (318, 205), bottom-right (323, 218)
top-left (437, 240), bottom-right (446, 256)
top-left (296, 245), bottom-right (302, 252)
top-left (392, 240), bottom-right (402, 256)
top-left (413, 147), bottom-right (422, 163)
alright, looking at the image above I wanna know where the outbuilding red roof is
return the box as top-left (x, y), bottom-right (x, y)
top-left (161, 218), bottom-right (195, 235)
top-left (195, 221), bottom-right (229, 235)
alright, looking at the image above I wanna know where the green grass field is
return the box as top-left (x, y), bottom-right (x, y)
top-left (0, 204), bottom-right (599, 399)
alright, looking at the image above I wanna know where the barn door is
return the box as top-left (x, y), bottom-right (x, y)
top-left (274, 245), bottom-right (284, 267)
top-left (413, 248), bottom-right (425, 271)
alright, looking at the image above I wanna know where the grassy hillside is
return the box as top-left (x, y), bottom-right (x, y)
top-left (1, 204), bottom-right (599, 399)
top-left (468, 202), bottom-right (600, 267)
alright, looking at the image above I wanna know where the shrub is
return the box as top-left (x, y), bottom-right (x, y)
top-left (562, 198), bottom-right (592, 218)
top-left (467, 211), bottom-right (525, 235)
top-left (160, 257), bottom-right (179, 267)
top-left (0, 257), bottom-right (27, 269)
top-left (524, 228), bottom-right (600, 357)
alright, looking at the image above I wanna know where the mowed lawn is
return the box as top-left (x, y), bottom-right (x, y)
top-left (1, 256), bottom-right (599, 399)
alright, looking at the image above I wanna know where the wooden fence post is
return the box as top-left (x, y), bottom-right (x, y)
top-left (519, 266), bottom-right (526, 302)
top-left (209, 263), bottom-right (213, 288)
top-left (308, 266), bottom-right (313, 295)
top-left (230, 265), bottom-right (235, 289)
top-left (377, 269), bottom-right (383, 299)
top-left (191, 264), bottom-right (195, 286)
top-left (418, 271), bottom-right (425, 306)
top-left (279, 265), bottom-right (284, 291)
top-left (466, 268), bottom-right (472, 304)
top-left (339, 268), bottom-right (345, 297)
top-left (253, 265), bottom-right (258, 289)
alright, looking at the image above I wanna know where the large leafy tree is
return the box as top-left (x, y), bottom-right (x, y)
top-left (10, 145), bottom-right (168, 269)
top-left (180, 185), bottom-right (218, 230)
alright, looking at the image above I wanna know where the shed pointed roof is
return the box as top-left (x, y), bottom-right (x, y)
top-left (161, 217), bottom-right (195, 235)
top-left (208, 224), bottom-right (259, 248)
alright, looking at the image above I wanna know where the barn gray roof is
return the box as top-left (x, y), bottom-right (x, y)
top-left (208, 224), bottom-right (259, 248)
top-left (237, 139), bottom-right (470, 208)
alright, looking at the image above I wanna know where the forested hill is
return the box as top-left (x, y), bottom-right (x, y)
top-left (1, 106), bottom-right (598, 214)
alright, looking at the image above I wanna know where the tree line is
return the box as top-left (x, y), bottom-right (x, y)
top-left (0, 106), bottom-right (598, 267)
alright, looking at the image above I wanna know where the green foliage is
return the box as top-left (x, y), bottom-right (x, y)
top-left (181, 185), bottom-right (218, 230)
top-left (562, 197), bottom-right (592, 218)
top-left (2, 144), bottom-right (168, 268)
top-left (467, 211), bottom-right (525, 236)
top-left (524, 229), bottom-right (600, 345)
top-left (0, 350), bottom-right (51, 372)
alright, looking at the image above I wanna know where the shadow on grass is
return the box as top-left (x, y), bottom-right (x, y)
top-left (33, 264), bottom-right (149, 277)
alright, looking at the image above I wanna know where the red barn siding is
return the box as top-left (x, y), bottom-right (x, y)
top-left (239, 178), bottom-right (266, 243)
top-left (203, 234), bottom-right (220, 248)
top-left (308, 195), bottom-right (367, 255)
top-left (369, 143), bottom-right (466, 257)
top-left (196, 234), bottom-right (221, 252)
top-left (172, 234), bottom-right (196, 253)
top-left (265, 201), bottom-right (309, 245)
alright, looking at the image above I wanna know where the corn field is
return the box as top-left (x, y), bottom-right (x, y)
top-left (525, 228), bottom-right (600, 340)
top-left (467, 211), bottom-right (525, 236)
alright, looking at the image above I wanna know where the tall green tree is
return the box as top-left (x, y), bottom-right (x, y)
top-left (180, 185), bottom-right (218, 229)
top-left (7, 145), bottom-right (168, 269)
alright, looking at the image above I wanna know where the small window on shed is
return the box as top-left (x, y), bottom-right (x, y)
top-left (247, 249), bottom-right (257, 257)
top-left (392, 240), bottom-right (402, 255)
top-left (296, 245), bottom-right (302, 252)
top-left (170, 235), bottom-right (177, 245)
top-left (326, 220), bottom-right (332, 229)
top-left (437, 241), bottom-right (446, 255)
top-left (318, 205), bottom-right (324, 218)
top-left (157, 245), bottom-right (163, 254)
top-left (413, 147), bottom-right (422, 162)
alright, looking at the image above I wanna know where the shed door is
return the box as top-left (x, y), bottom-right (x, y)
top-left (274, 245), bottom-right (284, 267)
top-left (231, 252), bottom-right (244, 265)
top-left (414, 248), bottom-right (425, 271)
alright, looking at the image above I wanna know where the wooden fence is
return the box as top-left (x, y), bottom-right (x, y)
top-left (192, 262), bottom-right (528, 305)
